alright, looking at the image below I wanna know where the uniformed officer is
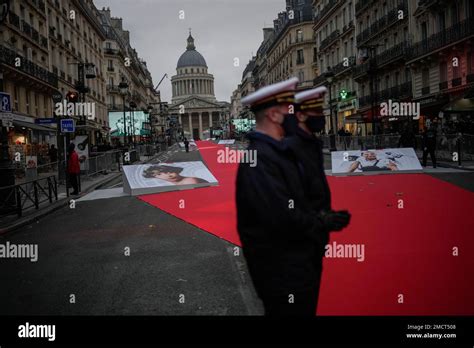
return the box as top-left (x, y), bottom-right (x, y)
top-left (282, 87), bottom-right (351, 311)
top-left (236, 78), bottom-right (351, 316)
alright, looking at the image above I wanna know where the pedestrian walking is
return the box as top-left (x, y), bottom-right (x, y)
top-left (67, 143), bottom-right (81, 195)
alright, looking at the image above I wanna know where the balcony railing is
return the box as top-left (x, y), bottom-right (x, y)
top-left (320, 29), bottom-right (340, 51)
top-left (409, 17), bottom-right (474, 60)
top-left (22, 20), bottom-right (32, 36)
top-left (314, 0), bottom-right (339, 24)
top-left (376, 42), bottom-right (409, 67)
top-left (356, 1), bottom-right (408, 45)
top-left (313, 74), bottom-right (328, 87)
top-left (355, 0), bottom-right (374, 16)
top-left (332, 56), bottom-right (356, 76)
top-left (106, 84), bottom-right (121, 93)
top-left (439, 81), bottom-right (448, 90)
top-left (358, 81), bottom-right (412, 108)
top-left (31, 28), bottom-right (39, 43)
top-left (0, 44), bottom-right (58, 88)
top-left (40, 35), bottom-right (48, 48)
top-left (452, 77), bottom-right (462, 87)
top-left (353, 61), bottom-right (370, 79)
top-left (37, 0), bottom-right (46, 13)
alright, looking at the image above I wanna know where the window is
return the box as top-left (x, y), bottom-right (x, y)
top-left (14, 86), bottom-right (19, 111)
top-left (296, 49), bottom-right (304, 65)
top-left (343, 8), bottom-right (346, 26)
top-left (348, 2), bottom-right (352, 20)
top-left (452, 59), bottom-right (460, 78)
top-left (468, 51), bottom-right (474, 73)
top-left (421, 22), bottom-right (428, 40)
top-left (422, 68), bottom-right (429, 88)
top-left (298, 70), bottom-right (304, 82)
top-left (395, 71), bottom-right (400, 86)
top-left (296, 29), bottom-right (303, 42)
top-left (450, 4), bottom-right (459, 25)
top-left (35, 94), bottom-right (39, 116)
top-left (106, 42), bottom-right (111, 49)
top-left (26, 90), bottom-right (30, 114)
top-left (438, 12), bottom-right (445, 31)
top-left (439, 61), bottom-right (447, 82)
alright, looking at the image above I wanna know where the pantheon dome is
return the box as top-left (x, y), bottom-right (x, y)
top-left (171, 32), bottom-right (216, 104)
top-left (169, 32), bottom-right (229, 140)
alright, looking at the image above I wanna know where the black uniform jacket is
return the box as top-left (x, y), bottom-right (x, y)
top-left (284, 127), bottom-right (332, 249)
top-left (236, 131), bottom-right (326, 297)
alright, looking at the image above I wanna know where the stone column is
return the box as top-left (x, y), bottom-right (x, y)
top-left (209, 112), bottom-right (212, 129)
top-left (198, 112), bottom-right (203, 140)
top-left (188, 113), bottom-right (193, 137)
top-left (179, 114), bottom-right (182, 128)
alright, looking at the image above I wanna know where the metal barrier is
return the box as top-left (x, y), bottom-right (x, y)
top-left (0, 175), bottom-right (58, 218)
top-left (85, 150), bottom-right (122, 177)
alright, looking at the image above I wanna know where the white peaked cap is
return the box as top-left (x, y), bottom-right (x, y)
top-left (294, 86), bottom-right (328, 104)
top-left (241, 77), bottom-right (299, 111)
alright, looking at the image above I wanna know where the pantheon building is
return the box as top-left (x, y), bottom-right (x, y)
top-left (169, 32), bottom-right (229, 140)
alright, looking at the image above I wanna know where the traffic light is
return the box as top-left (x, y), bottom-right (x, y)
top-left (66, 91), bottom-right (79, 103)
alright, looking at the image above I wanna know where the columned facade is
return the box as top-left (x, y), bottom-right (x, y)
top-left (169, 32), bottom-right (229, 140)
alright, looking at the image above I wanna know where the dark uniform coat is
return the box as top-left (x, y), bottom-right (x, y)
top-left (284, 127), bottom-right (332, 252)
top-left (236, 131), bottom-right (326, 300)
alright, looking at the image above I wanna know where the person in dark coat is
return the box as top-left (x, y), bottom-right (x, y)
top-left (236, 78), bottom-right (350, 317)
top-left (284, 87), bottom-right (350, 311)
top-left (422, 124), bottom-right (437, 168)
top-left (67, 143), bottom-right (81, 195)
top-left (398, 124), bottom-right (416, 148)
top-left (184, 138), bottom-right (190, 153)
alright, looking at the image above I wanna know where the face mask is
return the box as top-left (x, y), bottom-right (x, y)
top-left (306, 116), bottom-right (326, 133)
top-left (281, 114), bottom-right (299, 135)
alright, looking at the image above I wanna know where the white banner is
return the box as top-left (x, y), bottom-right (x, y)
top-left (331, 148), bottom-right (422, 174)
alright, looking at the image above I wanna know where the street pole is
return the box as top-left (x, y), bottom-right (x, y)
top-left (0, 71), bottom-right (16, 213)
top-left (122, 95), bottom-right (127, 147)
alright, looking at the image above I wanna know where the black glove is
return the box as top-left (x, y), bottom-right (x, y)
top-left (318, 210), bottom-right (351, 231)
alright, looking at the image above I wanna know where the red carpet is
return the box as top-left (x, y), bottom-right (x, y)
top-left (139, 141), bottom-right (474, 315)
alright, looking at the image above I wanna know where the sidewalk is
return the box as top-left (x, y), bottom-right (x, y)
top-left (0, 149), bottom-right (168, 235)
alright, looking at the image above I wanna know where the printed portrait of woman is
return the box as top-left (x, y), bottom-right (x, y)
top-left (142, 165), bottom-right (209, 185)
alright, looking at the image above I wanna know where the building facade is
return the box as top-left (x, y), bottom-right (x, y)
top-left (99, 7), bottom-right (160, 145)
top-left (168, 33), bottom-right (229, 140)
top-left (313, 0), bottom-right (358, 133)
top-left (407, 0), bottom-right (474, 133)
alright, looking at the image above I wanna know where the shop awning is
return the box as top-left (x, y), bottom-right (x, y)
top-left (13, 120), bottom-right (56, 133)
top-left (442, 97), bottom-right (474, 113)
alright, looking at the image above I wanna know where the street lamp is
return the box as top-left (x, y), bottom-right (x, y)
top-left (118, 79), bottom-right (128, 146)
top-left (147, 104), bottom-right (154, 144)
top-left (325, 67), bottom-right (337, 151)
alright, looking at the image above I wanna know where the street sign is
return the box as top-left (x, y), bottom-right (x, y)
top-left (52, 91), bottom-right (63, 104)
top-left (0, 92), bottom-right (12, 113)
top-left (0, 113), bottom-right (13, 127)
top-left (35, 118), bottom-right (56, 125)
top-left (60, 119), bottom-right (75, 133)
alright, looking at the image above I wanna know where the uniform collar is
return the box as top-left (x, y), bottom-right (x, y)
top-left (247, 131), bottom-right (288, 151)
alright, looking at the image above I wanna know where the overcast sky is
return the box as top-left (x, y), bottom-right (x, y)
top-left (94, 0), bottom-right (286, 103)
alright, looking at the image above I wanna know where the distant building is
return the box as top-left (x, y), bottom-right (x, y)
top-left (168, 32), bottom-right (229, 140)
